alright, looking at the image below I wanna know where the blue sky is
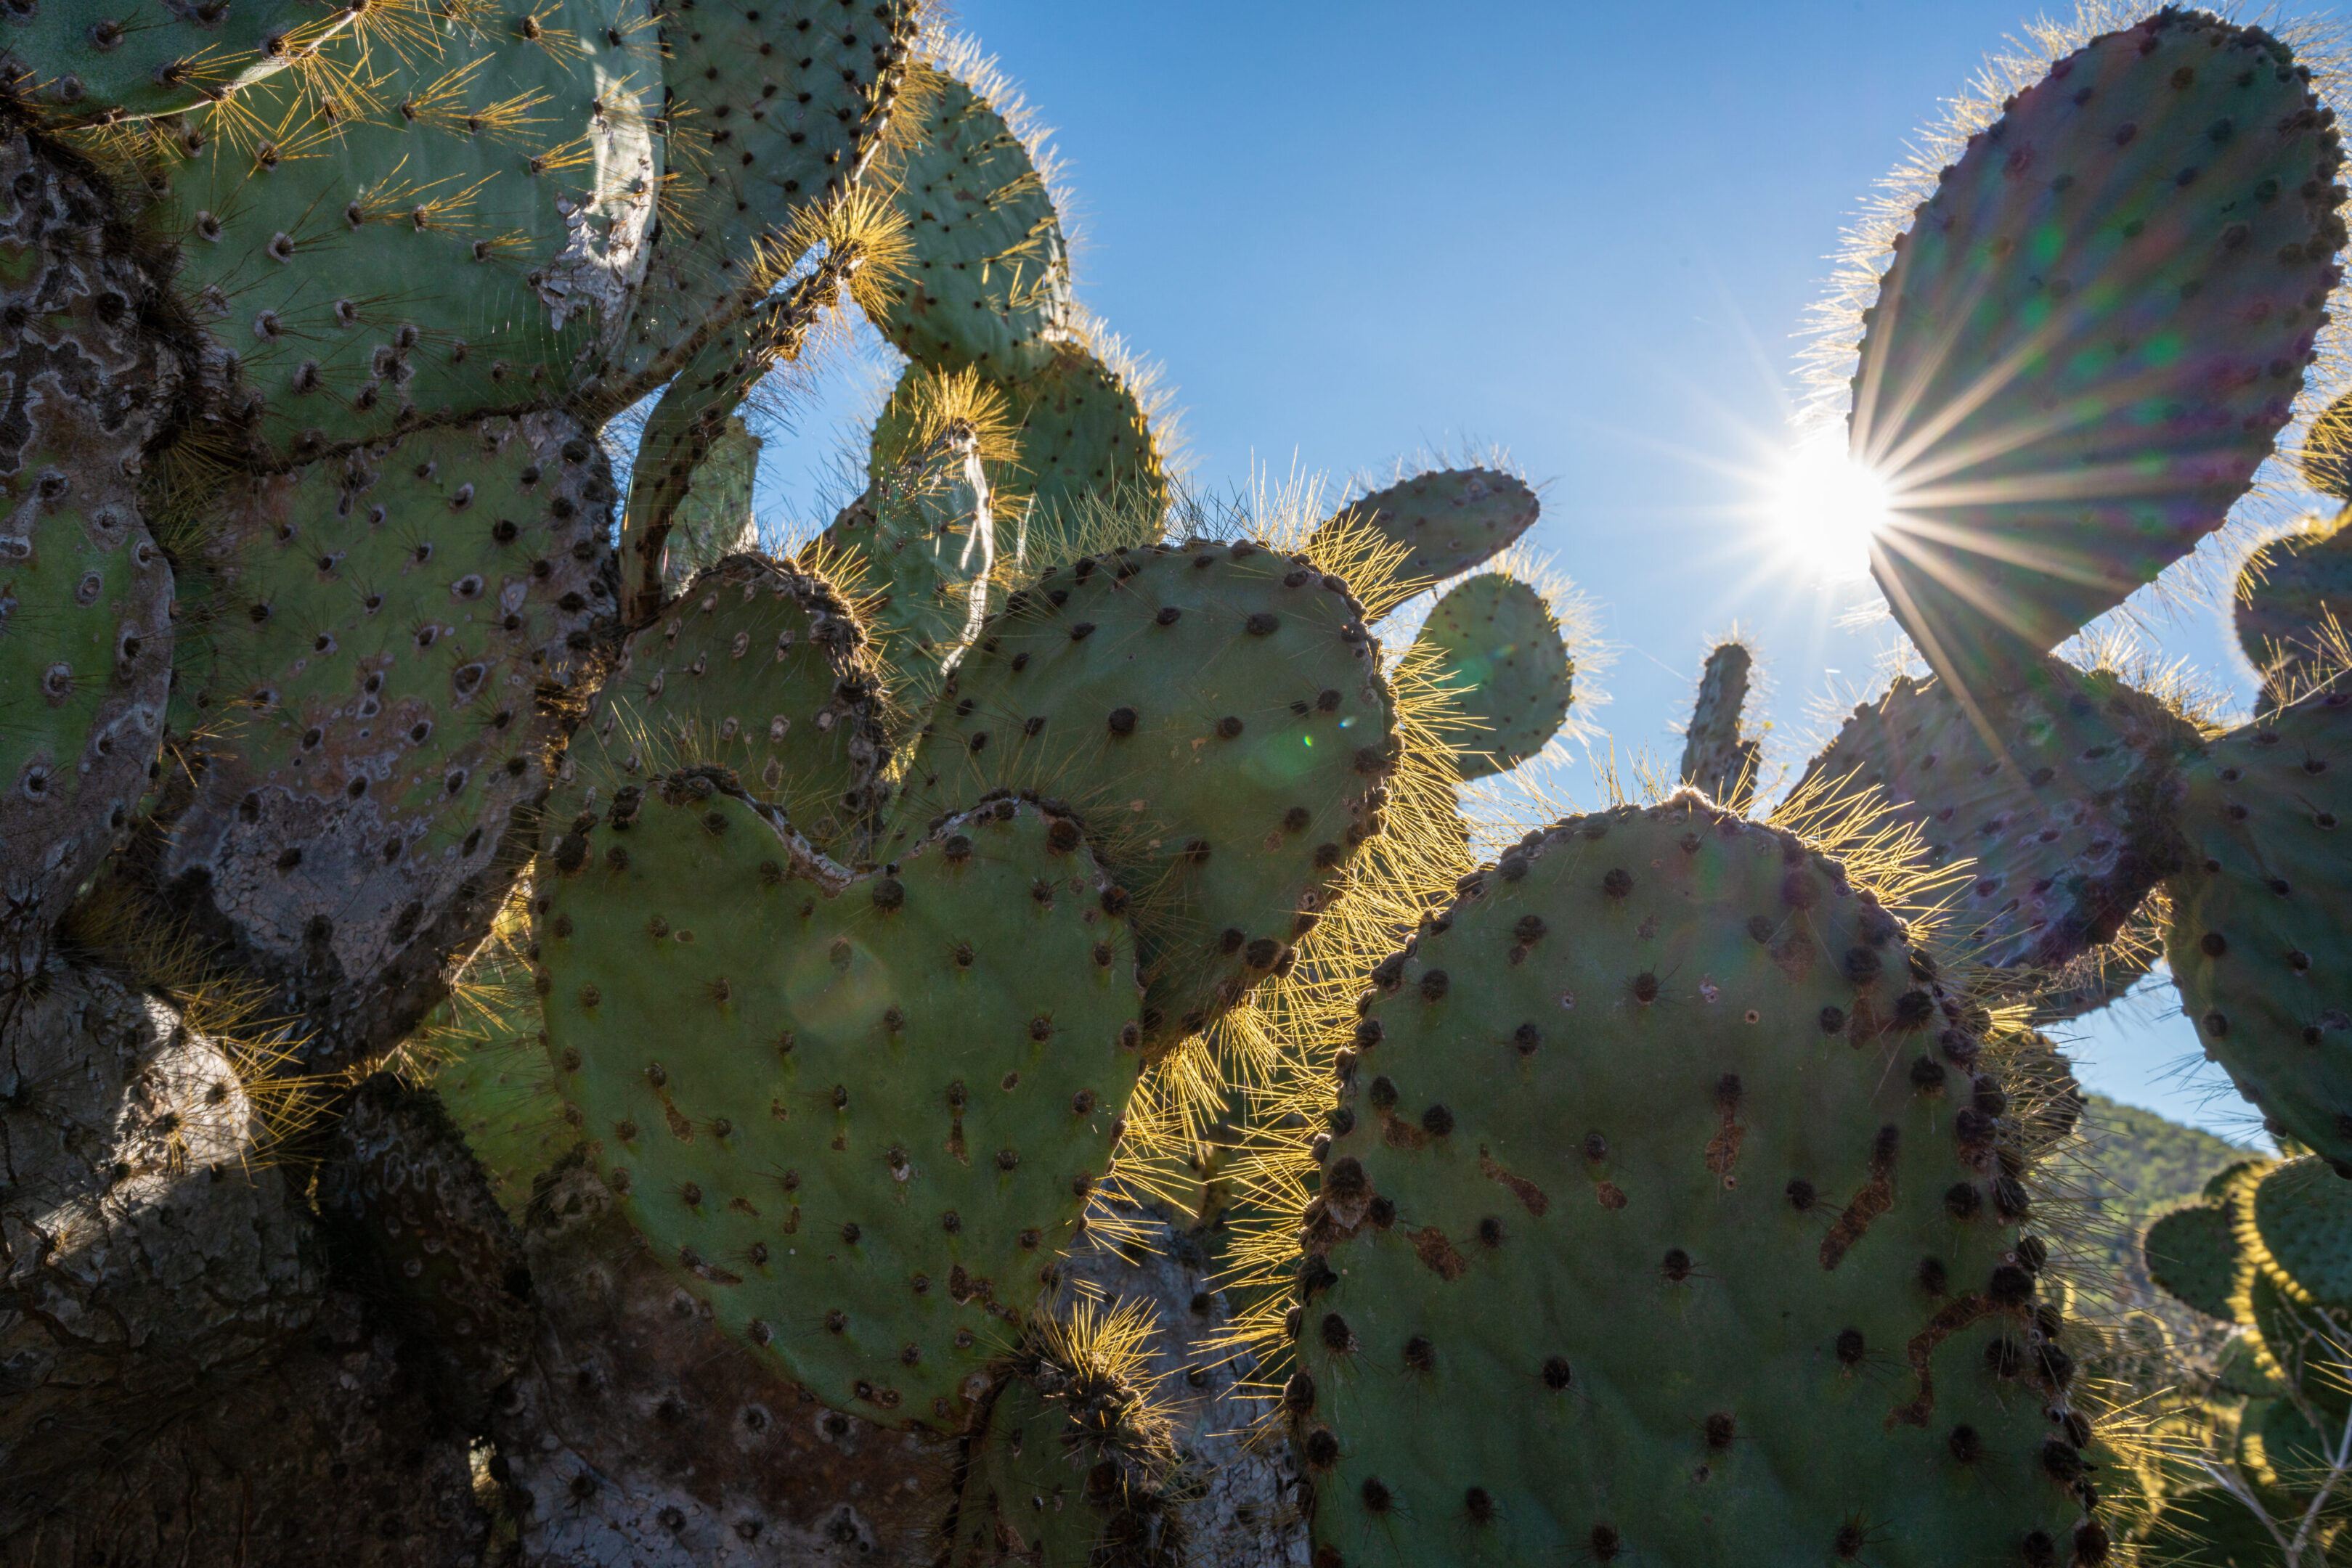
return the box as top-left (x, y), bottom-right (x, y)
top-left (746, 1), bottom-right (2304, 1144)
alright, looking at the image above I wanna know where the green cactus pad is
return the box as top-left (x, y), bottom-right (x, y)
top-left (951, 1373), bottom-right (1184, 1568)
top-left (1796, 660), bottom-right (2199, 971)
top-left (998, 346), bottom-right (1165, 544)
top-left (1311, 467), bottom-right (1539, 584)
top-left (2247, 1156), bottom-right (2352, 1310)
top-left (1852, 12), bottom-right (2345, 687)
top-left (1293, 794), bottom-right (2095, 1568)
top-left (581, 552), bottom-right (887, 859)
top-left (2243, 1396), bottom-right (2335, 1498)
top-left (662, 415), bottom-right (759, 589)
top-left (823, 420), bottom-right (1001, 677)
top-left (2210, 1158), bottom-right (2272, 1201)
top-left (2213, 1330), bottom-right (2287, 1399)
top-left (1411, 572), bottom-right (1573, 782)
top-left (0, 128), bottom-right (179, 939)
top-left (1680, 642), bottom-right (1762, 811)
top-left (872, 60), bottom-right (1072, 381)
top-left (2244, 1270), bottom-right (2351, 1418)
top-left (890, 539), bottom-right (1396, 1045)
top-left (2303, 391), bottom-right (2352, 499)
top-left (416, 929), bottom-right (579, 1220)
top-left (2168, 688), bottom-right (2352, 1175)
top-left (2235, 513), bottom-right (2352, 700)
top-left (614, 1), bottom-right (918, 391)
top-left (2144, 1202), bottom-right (2243, 1319)
top-left (150, 0), bottom-right (662, 465)
top-left (154, 414), bottom-right (617, 1057)
top-left (538, 778), bottom-right (1144, 1428)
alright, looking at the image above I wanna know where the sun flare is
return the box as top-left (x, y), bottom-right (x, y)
top-left (1765, 433), bottom-right (1894, 583)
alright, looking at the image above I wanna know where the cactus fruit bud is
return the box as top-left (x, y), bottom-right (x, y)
top-left (1853, 12), bottom-right (2345, 688)
top-left (2167, 683), bottom-right (2352, 1175)
top-left (1410, 573), bottom-right (1574, 782)
top-left (538, 780), bottom-right (1144, 1427)
top-left (1680, 642), bottom-right (1764, 811)
top-left (1292, 794), bottom-right (2094, 1567)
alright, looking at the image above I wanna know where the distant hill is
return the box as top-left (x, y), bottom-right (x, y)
top-left (2069, 1093), bottom-right (2253, 1307)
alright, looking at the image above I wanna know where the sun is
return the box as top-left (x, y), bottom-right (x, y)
top-left (1764, 430), bottom-right (1894, 583)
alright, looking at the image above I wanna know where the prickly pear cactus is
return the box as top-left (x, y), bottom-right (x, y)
top-left (1797, 659), bottom-right (2200, 972)
top-left (0, 0), bottom-right (327, 123)
top-left (414, 915), bottom-right (579, 1221)
top-left (152, 413), bottom-right (617, 1057)
top-left (2237, 512), bottom-right (2352, 703)
top-left (2144, 1198), bottom-right (2244, 1318)
top-left (872, 54), bottom-right (1072, 381)
top-left (611, 0), bottom-right (919, 391)
top-left (822, 412), bottom-right (1001, 676)
top-left (1680, 642), bottom-right (1763, 811)
top-left (891, 538), bottom-right (1396, 1044)
top-left (1290, 794), bottom-right (2100, 1568)
top-left (149, 0), bottom-right (664, 465)
top-left (1850, 10), bottom-right (2345, 685)
top-left (2168, 685), bottom-right (2352, 1174)
top-left (0, 126), bottom-right (180, 943)
top-left (582, 552), bottom-right (888, 859)
top-left (662, 415), bottom-right (760, 587)
top-left (538, 777), bottom-right (1144, 1427)
top-left (1409, 572), bottom-right (1573, 782)
top-left (1310, 467), bottom-right (1539, 584)
top-left (949, 1354), bottom-right (1184, 1568)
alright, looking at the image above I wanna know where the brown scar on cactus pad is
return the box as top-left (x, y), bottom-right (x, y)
top-left (1848, 9), bottom-right (2347, 688)
top-left (1284, 793), bottom-right (2095, 1568)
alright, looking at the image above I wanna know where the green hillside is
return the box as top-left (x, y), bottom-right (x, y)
top-left (2070, 1093), bottom-right (2253, 1305)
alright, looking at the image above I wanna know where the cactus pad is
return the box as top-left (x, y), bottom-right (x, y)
top-left (1796, 661), bottom-right (2199, 971)
top-left (582, 552), bottom-right (887, 859)
top-left (2143, 1201), bottom-right (2242, 1319)
top-left (617, 1), bottom-right (919, 388)
top-left (0, 128), bottom-right (179, 938)
top-left (1293, 794), bottom-right (2096, 1568)
top-left (150, 0), bottom-right (664, 464)
top-left (1680, 642), bottom-right (1763, 811)
top-left (0, 0), bottom-right (323, 123)
top-left (538, 778), bottom-right (1144, 1428)
top-left (873, 61), bottom-right (1071, 380)
top-left (823, 420), bottom-right (1001, 676)
top-left (416, 924), bottom-right (579, 1220)
top-left (1311, 467), bottom-right (1539, 584)
top-left (155, 413), bottom-right (616, 1057)
top-left (662, 415), bottom-right (759, 589)
top-left (2246, 1156), bottom-right (2352, 1310)
top-left (951, 1370), bottom-right (1184, 1568)
top-left (2168, 687), bottom-right (2352, 1175)
top-left (2235, 513), bottom-right (2352, 701)
top-left (998, 346), bottom-right (1166, 543)
top-left (1411, 572), bottom-right (1573, 781)
top-left (1852, 12), bottom-right (2345, 685)
top-left (892, 539), bottom-right (1396, 1044)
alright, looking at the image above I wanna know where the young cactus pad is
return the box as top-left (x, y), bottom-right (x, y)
top-left (1851, 11), bottom-right (2345, 687)
top-left (155, 414), bottom-right (616, 1055)
top-left (873, 58), bottom-right (1072, 380)
top-left (1292, 796), bottom-right (2098, 1568)
top-left (0, 128), bottom-right (179, 934)
top-left (1309, 467), bottom-right (1540, 584)
top-left (1409, 572), bottom-right (1573, 782)
top-left (582, 553), bottom-right (887, 859)
top-left (1795, 661), bottom-right (2200, 971)
top-left (989, 346), bottom-right (1168, 543)
top-left (537, 777), bottom-right (1145, 1428)
top-left (1680, 642), bottom-right (1763, 811)
top-left (2244, 1155), bottom-right (2352, 1309)
top-left (661, 415), bottom-right (760, 589)
top-left (890, 539), bottom-right (1397, 1045)
top-left (2167, 685), bottom-right (2352, 1175)
top-left (823, 417), bottom-right (1001, 674)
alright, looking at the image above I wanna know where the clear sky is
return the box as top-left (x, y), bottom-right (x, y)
top-left (746, 1), bottom-right (2314, 1145)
